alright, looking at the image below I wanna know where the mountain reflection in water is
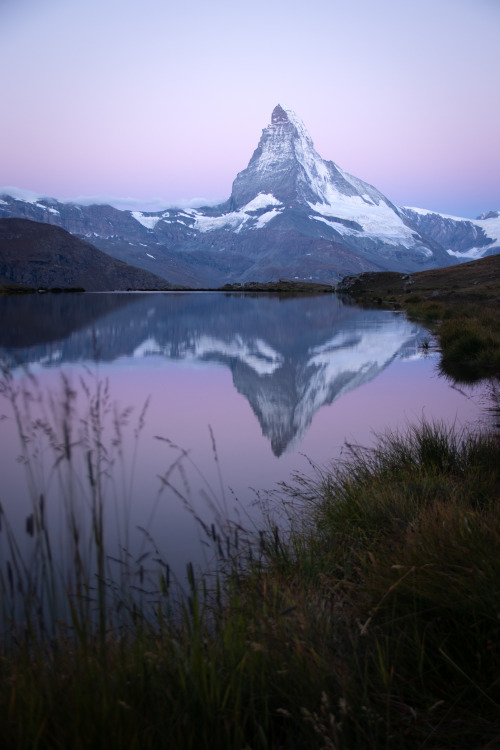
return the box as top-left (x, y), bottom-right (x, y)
top-left (1, 292), bottom-right (425, 456)
top-left (1, 291), bottom-right (489, 585)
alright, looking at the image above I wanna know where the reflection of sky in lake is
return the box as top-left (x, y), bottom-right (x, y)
top-left (0, 293), bottom-right (487, 583)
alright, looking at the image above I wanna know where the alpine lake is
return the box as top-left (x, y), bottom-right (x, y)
top-left (0, 290), bottom-right (492, 594)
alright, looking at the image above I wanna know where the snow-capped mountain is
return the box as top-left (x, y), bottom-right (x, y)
top-left (231, 104), bottom-right (394, 209)
top-left (1, 105), bottom-right (498, 287)
top-left (228, 105), bottom-right (438, 255)
top-left (401, 207), bottom-right (500, 261)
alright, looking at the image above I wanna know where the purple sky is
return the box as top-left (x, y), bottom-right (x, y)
top-left (1, 0), bottom-right (498, 218)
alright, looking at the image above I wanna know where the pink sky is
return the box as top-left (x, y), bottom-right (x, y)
top-left (1, 0), bottom-right (499, 218)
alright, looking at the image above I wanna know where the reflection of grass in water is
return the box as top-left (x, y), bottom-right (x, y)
top-left (1, 365), bottom-right (500, 749)
top-left (0, 364), bottom-right (250, 635)
top-left (0, 364), bottom-right (167, 642)
top-left (403, 299), bottom-right (500, 384)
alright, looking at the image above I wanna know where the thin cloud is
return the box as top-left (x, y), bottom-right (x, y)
top-left (71, 195), bottom-right (226, 212)
top-left (0, 187), bottom-right (224, 213)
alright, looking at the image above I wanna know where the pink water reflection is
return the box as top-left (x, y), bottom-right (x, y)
top-left (0, 293), bottom-right (488, 585)
top-left (0, 352), bottom-right (485, 582)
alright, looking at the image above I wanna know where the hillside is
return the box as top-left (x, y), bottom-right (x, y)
top-left (338, 252), bottom-right (500, 305)
top-left (0, 218), bottom-right (177, 291)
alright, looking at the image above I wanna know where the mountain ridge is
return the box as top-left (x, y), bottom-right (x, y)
top-left (1, 105), bottom-right (499, 287)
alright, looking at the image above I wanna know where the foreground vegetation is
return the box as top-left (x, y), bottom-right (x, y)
top-left (0, 374), bottom-right (499, 748)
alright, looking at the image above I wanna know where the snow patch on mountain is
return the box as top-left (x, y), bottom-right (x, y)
top-left (473, 216), bottom-right (499, 243)
top-left (404, 206), bottom-right (465, 220)
top-left (191, 193), bottom-right (283, 234)
top-left (131, 212), bottom-right (162, 230)
top-left (447, 246), bottom-right (489, 260)
top-left (310, 197), bottom-right (423, 250)
top-left (311, 215), bottom-right (364, 238)
top-left (404, 206), bottom-right (500, 239)
top-left (242, 194), bottom-right (282, 211)
top-left (160, 217), bottom-right (193, 227)
top-left (254, 208), bottom-right (282, 229)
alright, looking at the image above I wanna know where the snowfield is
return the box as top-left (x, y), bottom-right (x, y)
top-left (188, 194), bottom-right (284, 233)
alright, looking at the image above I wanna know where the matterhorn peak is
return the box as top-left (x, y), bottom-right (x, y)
top-left (229, 104), bottom-right (329, 208)
top-left (271, 104), bottom-right (290, 124)
top-left (269, 104), bottom-right (311, 141)
top-left (229, 104), bottom-right (382, 210)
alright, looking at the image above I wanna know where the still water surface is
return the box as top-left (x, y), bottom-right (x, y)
top-left (0, 292), bottom-right (487, 583)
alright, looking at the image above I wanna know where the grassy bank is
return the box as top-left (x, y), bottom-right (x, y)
top-left (1, 410), bottom-right (499, 748)
top-left (338, 253), bottom-right (500, 382)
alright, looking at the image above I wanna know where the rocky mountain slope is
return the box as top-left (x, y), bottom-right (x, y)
top-left (0, 218), bottom-right (176, 291)
top-left (1, 105), bottom-right (498, 287)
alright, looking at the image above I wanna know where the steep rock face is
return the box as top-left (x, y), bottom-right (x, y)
top-left (231, 104), bottom-right (320, 207)
top-left (0, 218), bottom-right (176, 290)
top-left (231, 105), bottom-right (389, 209)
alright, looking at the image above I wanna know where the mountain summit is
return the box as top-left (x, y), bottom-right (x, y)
top-left (231, 104), bottom-right (388, 210)
top-left (1, 105), bottom-right (499, 287)
top-left (230, 103), bottom-right (328, 207)
top-left (224, 104), bottom-right (450, 271)
top-left (271, 103), bottom-right (289, 123)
